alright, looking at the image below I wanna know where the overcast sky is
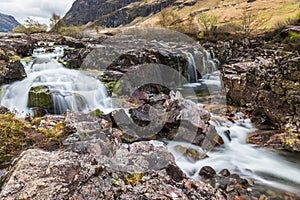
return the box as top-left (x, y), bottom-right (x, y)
top-left (0, 0), bottom-right (75, 26)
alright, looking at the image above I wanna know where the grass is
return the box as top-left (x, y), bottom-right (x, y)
top-left (140, 0), bottom-right (299, 34)
top-left (0, 113), bottom-right (67, 169)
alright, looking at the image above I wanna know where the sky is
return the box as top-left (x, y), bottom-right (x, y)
top-left (0, 0), bottom-right (75, 27)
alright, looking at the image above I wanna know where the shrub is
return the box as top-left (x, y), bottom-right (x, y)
top-left (13, 17), bottom-right (47, 34)
top-left (157, 9), bottom-right (183, 28)
top-left (198, 12), bottom-right (219, 32)
top-left (238, 8), bottom-right (269, 36)
top-left (58, 25), bottom-right (84, 38)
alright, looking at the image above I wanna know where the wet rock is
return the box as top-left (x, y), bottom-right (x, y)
top-left (174, 145), bottom-right (207, 162)
top-left (209, 171), bottom-right (253, 199)
top-left (247, 130), bottom-right (300, 152)
top-left (0, 49), bottom-right (26, 86)
top-left (199, 166), bottom-right (216, 179)
top-left (219, 169), bottom-right (231, 177)
top-left (28, 86), bottom-right (52, 109)
top-left (113, 91), bottom-right (218, 147)
top-left (221, 54), bottom-right (300, 150)
top-left (81, 28), bottom-right (216, 86)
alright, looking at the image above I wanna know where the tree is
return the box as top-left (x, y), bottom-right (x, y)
top-left (13, 17), bottom-right (47, 34)
top-left (239, 7), bottom-right (269, 36)
top-left (50, 13), bottom-right (63, 33)
top-left (158, 9), bottom-right (183, 28)
top-left (198, 13), bottom-right (219, 32)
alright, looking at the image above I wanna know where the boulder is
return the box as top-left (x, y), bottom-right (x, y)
top-left (280, 25), bottom-right (300, 38)
top-left (112, 91), bottom-right (220, 150)
top-left (28, 86), bottom-right (52, 109)
top-left (81, 28), bottom-right (216, 88)
top-left (0, 48), bottom-right (26, 85)
top-left (0, 141), bottom-right (226, 200)
top-left (222, 55), bottom-right (300, 134)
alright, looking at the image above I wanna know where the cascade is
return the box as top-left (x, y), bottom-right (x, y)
top-left (0, 47), bottom-right (110, 117)
top-left (167, 113), bottom-right (300, 195)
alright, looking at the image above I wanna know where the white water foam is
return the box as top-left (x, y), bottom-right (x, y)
top-left (0, 47), bottom-right (111, 117)
top-left (167, 114), bottom-right (300, 195)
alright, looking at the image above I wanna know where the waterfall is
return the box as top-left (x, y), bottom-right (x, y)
top-left (0, 47), bottom-right (110, 117)
top-left (184, 50), bottom-right (219, 83)
top-left (186, 53), bottom-right (198, 83)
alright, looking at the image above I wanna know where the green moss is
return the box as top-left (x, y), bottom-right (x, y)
top-left (31, 117), bottom-right (42, 126)
top-left (89, 109), bottom-right (103, 117)
top-left (0, 113), bottom-right (69, 169)
top-left (112, 178), bottom-right (121, 186)
top-left (8, 55), bottom-right (21, 62)
top-left (28, 86), bottom-right (52, 108)
top-left (60, 59), bottom-right (79, 69)
top-left (121, 137), bottom-right (136, 143)
top-left (124, 173), bottom-right (144, 186)
top-left (288, 31), bottom-right (300, 40)
top-left (0, 114), bottom-right (34, 169)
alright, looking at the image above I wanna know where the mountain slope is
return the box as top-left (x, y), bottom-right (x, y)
top-left (63, 0), bottom-right (196, 27)
top-left (63, 0), bottom-right (299, 30)
top-left (0, 13), bottom-right (20, 32)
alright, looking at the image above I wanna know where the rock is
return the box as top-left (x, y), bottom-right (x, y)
top-left (0, 33), bottom-right (34, 57)
top-left (199, 166), bottom-right (216, 179)
top-left (0, 50), bottom-right (26, 85)
top-left (0, 141), bottom-right (226, 200)
top-left (280, 25), bottom-right (300, 38)
top-left (219, 169), bottom-right (231, 177)
top-left (247, 130), bottom-right (300, 152)
top-left (221, 54), bottom-right (300, 150)
top-left (81, 28), bottom-right (215, 87)
top-left (112, 91), bottom-right (218, 147)
top-left (28, 86), bottom-right (52, 109)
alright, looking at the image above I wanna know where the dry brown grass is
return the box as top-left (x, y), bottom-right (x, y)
top-left (139, 0), bottom-right (299, 34)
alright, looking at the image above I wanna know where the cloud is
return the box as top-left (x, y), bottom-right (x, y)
top-left (0, 0), bottom-right (75, 26)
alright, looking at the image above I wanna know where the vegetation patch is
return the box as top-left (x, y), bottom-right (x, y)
top-left (0, 113), bottom-right (34, 169)
top-left (0, 112), bottom-right (68, 169)
top-left (124, 172), bottom-right (145, 186)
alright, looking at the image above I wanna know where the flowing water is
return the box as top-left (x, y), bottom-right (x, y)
top-left (1, 43), bottom-right (299, 197)
top-left (167, 53), bottom-right (300, 197)
top-left (0, 47), bottom-right (110, 117)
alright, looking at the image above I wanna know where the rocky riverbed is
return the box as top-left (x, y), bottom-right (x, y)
top-left (0, 27), bottom-right (299, 199)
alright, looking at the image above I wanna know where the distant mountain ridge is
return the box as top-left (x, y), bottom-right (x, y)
top-left (0, 13), bottom-right (20, 32)
top-left (62, 0), bottom-right (196, 28)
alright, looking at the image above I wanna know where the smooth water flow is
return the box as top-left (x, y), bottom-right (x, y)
top-left (168, 53), bottom-right (300, 195)
top-left (167, 114), bottom-right (300, 195)
top-left (0, 47), bottom-right (110, 117)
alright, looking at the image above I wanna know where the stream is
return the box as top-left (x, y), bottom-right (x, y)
top-left (0, 47), bottom-right (111, 117)
top-left (0, 44), bottom-right (299, 198)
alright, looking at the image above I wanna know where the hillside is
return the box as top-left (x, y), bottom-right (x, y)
top-left (63, 0), bottom-right (299, 31)
top-left (0, 13), bottom-right (20, 32)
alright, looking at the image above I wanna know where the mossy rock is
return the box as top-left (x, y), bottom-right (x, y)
top-left (174, 145), bottom-right (207, 162)
top-left (28, 86), bottom-right (52, 109)
top-left (60, 59), bottom-right (79, 69)
top-left (0, 113), bottom-right (69, 170)
top-left (0, 114), bottom-right (35, 169)
top-left (89, 109), bottom-right (103, 117)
